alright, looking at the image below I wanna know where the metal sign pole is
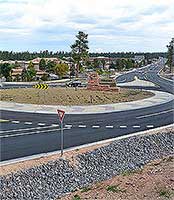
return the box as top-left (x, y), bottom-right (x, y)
top-left (60, 121), bottom-right (64, 157)
top-left (57, 109), bottom-right (65, 157)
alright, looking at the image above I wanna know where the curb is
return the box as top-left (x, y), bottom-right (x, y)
top-left (1, 124), bottom-right (173, 166)
top-left (0, 90), bottom-right (173, 114)
top-left (158, 67), bottom-right (174, 83)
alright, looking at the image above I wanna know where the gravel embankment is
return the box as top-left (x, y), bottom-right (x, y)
top-left (1, 130), bottom-right (174, 200)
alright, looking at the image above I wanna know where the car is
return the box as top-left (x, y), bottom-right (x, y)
top-left (67, 80), bottom-right (82, 87)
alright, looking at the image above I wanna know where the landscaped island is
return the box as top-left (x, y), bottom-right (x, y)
top-left (0, 88), bottom-right (154, 106)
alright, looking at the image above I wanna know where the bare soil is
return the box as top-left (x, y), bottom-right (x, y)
top-left (61, 156), bottom-right (174, 200)
top-left (0, 87), bottom-right (153, 106)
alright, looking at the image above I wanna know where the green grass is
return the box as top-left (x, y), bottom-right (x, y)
top-left (72, 194), bottom-right (81, 200)
top-left (106, 185), bottom-right (126, 193)
top-left (121, 168), bottom-right (143, 176)
top-left (81, 187), bottom-right (91, 193)
top-left (158, 188), bottom-right (173, 199)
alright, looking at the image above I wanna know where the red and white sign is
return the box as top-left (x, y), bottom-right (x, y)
top-left (57, 109), bottom-right (65, 123)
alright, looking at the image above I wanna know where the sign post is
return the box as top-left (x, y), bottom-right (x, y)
top-left (57, 109), bottom-right (65, 156)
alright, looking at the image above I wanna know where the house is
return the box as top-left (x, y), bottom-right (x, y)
top-left (11, 67), bottom-right (23, 80)
top-left (133, 55), bottom-right (145, 63)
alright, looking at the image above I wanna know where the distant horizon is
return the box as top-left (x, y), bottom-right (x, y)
top-left (0, 0), bottom-right (173, 52)
top-left (0, 50), bottom-right (167, 54)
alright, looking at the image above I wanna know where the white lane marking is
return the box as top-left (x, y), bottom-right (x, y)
top-left (12, 121), bottom-right (20, 124)
top-left (136, 109), bottom-right (174, 119)
top-left (38, 123), bottom-right (46, 126)
top-left (0, 127), bottom-right (71, 138)
top-left (146, 125), bottom-right (154, 128)
top-left (92, 125), bottom-right (100, 128)
top-left (78, 125), bottom-right (87, 128)
top-left (24, 122), bottom-right (32, 125)
top-left (133, 125), bottom-right (140, 128)
top-left (65, 124), bottom-right (72, 128)
top-left (51, 124), bottom-right (59, 127)
top-left (0, 125), bottom-right (56, 134)
top-left (106, 126), bottom-right (114, 128)
top-left (120, 125), bottom-right (127, 128)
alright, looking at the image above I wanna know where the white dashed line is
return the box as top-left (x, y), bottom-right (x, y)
top-left (51, 124), bottom-right (59, 127)
top-left (78, 125), bottom-right (87, 128)
top-left (106, 126), bottom-right (114, 128)
top-left (133, 125), bottom-right (140, 128)
top-left (12, 121), bottom-right (20, 124)
top-left (65, 124), bottom-right (72, 128)
top-left (38, 123), bottom-right (46, 126)
top-left (146, 125), bottom-right (154, 128)
top-left (92, 125), bottom-right (100, 128)
top-left (24, 122), bottom-right (32, 125)
top-left (120, 125), bottom-right (127, 128)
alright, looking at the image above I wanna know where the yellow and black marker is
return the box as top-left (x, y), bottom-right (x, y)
top-left (33, 83), bottom-right (48, 90)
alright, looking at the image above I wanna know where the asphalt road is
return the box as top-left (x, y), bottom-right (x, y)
top-left (116, 59), bottom-right (174, 94)
top-left (0, 58), bottom-right (174, 161)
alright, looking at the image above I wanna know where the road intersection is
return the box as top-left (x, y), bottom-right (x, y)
top-left (0, 58), bottom-right (174, 162)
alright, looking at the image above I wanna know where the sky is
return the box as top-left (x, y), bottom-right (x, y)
top-left (0, 0), bottom-right (174, 52)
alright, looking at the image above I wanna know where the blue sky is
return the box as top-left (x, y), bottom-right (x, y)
top-left (0, 0), bottom-right (174, 52)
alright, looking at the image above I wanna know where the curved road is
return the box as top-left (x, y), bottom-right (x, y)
top-left (0, 58), bottom-right (174, 161)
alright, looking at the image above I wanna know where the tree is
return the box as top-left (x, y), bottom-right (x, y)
top-left (71, 31), bottom-right (89, 77)
top-left (39, 58), bottom-right (46, 70)
top-left (167, 38), bottom-right (174, 73)
top-left (41, 73), bottom-right (49, 81)
top-left (101, 59), bottom-right (106, 70)
top-left (21, 68), bottom-right (28, 81)
top-left (46, 60), bottom-right (56, 72)
top-left (26, 61), bottom-right (36, 81)
top-left (28, 61), bottom-right (34, 69)
top-left (93, 59), bottom-right (101, 69)
top-left (54, 63), bottom-right (69, 78)
top-left (0, 63), bottom-right (13, 80)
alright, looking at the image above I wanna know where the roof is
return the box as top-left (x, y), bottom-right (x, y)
top-left (11, 68), bottom-right (23, 76)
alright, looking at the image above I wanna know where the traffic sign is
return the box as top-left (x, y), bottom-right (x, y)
top-left (33, 83), bottom-right (48, 90)
top-left (57, 109), bottom-right (65, 123)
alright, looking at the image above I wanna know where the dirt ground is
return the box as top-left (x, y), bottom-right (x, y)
top-left (0, 87), bottom-right (153, 106)
top-left (61, 156), bottom-right (174, 200)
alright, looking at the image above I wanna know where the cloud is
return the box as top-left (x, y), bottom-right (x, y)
top-left (0, 0), bottom-right (174, 52)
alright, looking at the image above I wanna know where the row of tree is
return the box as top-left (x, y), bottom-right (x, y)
top-left (0, 50), bottom-right (167, 61)
top-left (0, 61), bottom-right (69, 82)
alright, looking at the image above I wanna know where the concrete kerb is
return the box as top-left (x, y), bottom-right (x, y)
top-left (1, 79), bottom-right (70, 85)
top-left (0, 89), bottom-right (174, 114)
top-left (158, 67), bottom-right (174, 83)
top-left (1, 123), bottom-right (173, 166)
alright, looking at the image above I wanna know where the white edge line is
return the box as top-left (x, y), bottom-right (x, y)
top-left (1, 124), bottom-right (173, 166)
top-left (0, 127), bottom-right (70, 138)
top-left (0, 125), bottom-right (57, 134)
top-left (136, 109), bottom-right (174, 119)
